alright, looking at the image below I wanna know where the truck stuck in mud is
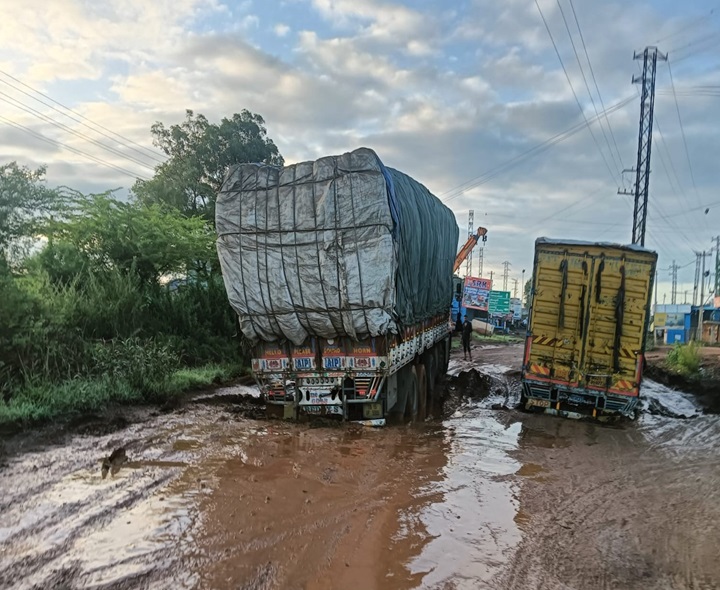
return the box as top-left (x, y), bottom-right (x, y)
top-left (522, 239), bottom-right (657, 419)
top-left (216, 147), bottom-right (459, 425)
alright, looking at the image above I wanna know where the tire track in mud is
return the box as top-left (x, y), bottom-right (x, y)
top-left (0, 400), bottom-right (269, 590)
top-left (2, 346), bottom-right (720, 590)
top-left (498, 413), bottom-right (720, 590)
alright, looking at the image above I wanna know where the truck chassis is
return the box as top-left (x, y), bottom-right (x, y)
top-left (251, 315), bottom-right (451, 425)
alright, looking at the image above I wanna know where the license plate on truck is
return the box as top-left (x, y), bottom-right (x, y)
top-left (527, 398), bottom-right (551, 408)
top-left (304, 405), bottom-right (343, 416)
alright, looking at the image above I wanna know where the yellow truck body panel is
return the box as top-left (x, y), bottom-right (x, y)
top-left (522, 239), bottom-right (657, 417)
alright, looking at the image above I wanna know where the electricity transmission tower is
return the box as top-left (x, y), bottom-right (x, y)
top-left (512, 278), bottom-right (519, 298)
top-left (670, 260), bottom-right (679, 304)
top-left (693, 251), bottom-right (712, 339)
top-left (713, 236), bottom-right (720, 296)
top-left (502, 261), bottom-right (511, 291)
top-left (466, 210), bottom-right (474, 277)
top-left (478, 246), bottom-right (484, 278)
top-left (618, 46), bottom-right (666, 246)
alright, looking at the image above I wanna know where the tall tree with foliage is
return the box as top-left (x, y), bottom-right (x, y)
top-left (133, 110), bottom-right (284, 222)
top-left (0, 162), bottom-right (65, 265)
top-left (524, 279), bottom-right (533, 307)
top-left (43, 193), bottom-right (214, 285)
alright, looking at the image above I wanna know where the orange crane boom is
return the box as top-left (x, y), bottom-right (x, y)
top-left (453, 227), bottom-right (488, 274)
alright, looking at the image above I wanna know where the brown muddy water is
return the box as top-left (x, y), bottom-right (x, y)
top-left (1, 345), bottom-right (720, 590)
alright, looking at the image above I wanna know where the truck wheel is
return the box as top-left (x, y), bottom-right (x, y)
top-left (423, 351), bottom-right (437, 401)
top-left (439, 338), bottom-right (450, 377)
top-left (403, 366), bottom-right (419, 422)
top-left (416, 364), bottom-right (428, 422)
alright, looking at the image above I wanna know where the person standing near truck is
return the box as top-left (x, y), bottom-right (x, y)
top-left (462, 318), bottom-right (473, 360)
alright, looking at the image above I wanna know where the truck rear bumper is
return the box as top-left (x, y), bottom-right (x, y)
top-left (522, 378), bottom-right (639, 420)
top-left (265, 398), bottom-right (386, 426)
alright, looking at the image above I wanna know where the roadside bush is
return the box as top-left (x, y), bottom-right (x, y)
top-left (0, 375), bottom-right (141, 424)
top-left (666, 342), bottom-right (701, 376)
top-left (87, 338), bottom-right (180, 399)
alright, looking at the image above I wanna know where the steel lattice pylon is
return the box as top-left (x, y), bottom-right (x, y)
top-left (631, 47), bottom-right (667, 246)
top-left (466, 210), bottom-right (474, 277)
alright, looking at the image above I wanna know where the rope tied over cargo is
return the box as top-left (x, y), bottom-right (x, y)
top-left (558, 258), bottom-right (568, 329)
top-left (341, 156), bottom-right (372, 338)
top-left (613, 264), bottom-right (626, 373)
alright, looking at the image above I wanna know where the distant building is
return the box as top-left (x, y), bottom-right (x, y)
top-left (654, 304), bottom-right (691, 345)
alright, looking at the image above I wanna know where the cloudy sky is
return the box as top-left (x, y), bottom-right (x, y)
top-left (1, 0), bottom-right (719, 302)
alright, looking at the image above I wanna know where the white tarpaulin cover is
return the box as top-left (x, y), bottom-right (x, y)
top-left (216, 147), bottom-right (459, 345)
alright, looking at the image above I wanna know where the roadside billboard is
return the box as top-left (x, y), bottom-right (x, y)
top-left (462, 277), bottom-right (492, 311)
top-left (511, 297), bottom-right (522, 320)
top-left (488, 290), bottom-right (511, 315)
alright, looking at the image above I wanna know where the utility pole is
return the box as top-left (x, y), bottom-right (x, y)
top-left (653, 271), bottom-right (658, 348)
top-left (669, 260), bottom-right (679, 304)
top-left (693, 252), bottom-right (702, 306)
top-left (466, 210), bottom-right (474, 277)
top-left (684, 290), bottom-right (689, 305)
top-left (618, 46), bottom-right (666, 246)
top-left (696, 251), bottom-right (712, 340)
top-left (521, 269), bottom-right (526, 306)
top-left (713, 236), bottom-right (720, 298)
top-left (502, 261), bottom-right (511, 292)
top-left (489, 270), bottom-right (494, 282)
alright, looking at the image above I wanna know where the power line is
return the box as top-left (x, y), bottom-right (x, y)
top-left (567, 0), bottom-right (626, 172)
top-left (667, 60), bottom-right (701, 198)
top-left (0, 90), bottom-right (156, 172)
top-left (440, 95), bottom-right (635, 203)
top-left (0, 69), bottom-right (165, 165)
top-left (556, 0), bottom-right (622, 175)
top-left (672, 34), bottom-right (720, 63)
top-left (653, 8), bottom-right (717, 45)
top-left (533, 0), bottom-right (620, 185)
top-left (0, 114), bottom-right (149, 181)
top-left (631, 61), bottom-right (707, 242)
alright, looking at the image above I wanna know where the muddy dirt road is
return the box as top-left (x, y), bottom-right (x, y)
top-left (2, 344), bottom-right (720, 589)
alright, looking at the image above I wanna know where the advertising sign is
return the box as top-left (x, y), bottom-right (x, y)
top-left (462, 277), bottom-right (492, 311)
top-left (511, 298), bottom-right (522, 320)
top-left (655, 312), bottom-right (685, 328)
top-left (488, 290), bottom-right (511, 315)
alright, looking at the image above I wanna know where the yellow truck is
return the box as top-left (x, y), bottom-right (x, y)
top-left (522, 239), bottom-right (657, 419)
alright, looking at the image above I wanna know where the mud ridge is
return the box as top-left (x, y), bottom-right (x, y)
top-left (645, 364), bottom-right (720, 414)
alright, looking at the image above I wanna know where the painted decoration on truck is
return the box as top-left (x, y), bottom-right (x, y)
top-left (462, 277), bottom-right (492, 311)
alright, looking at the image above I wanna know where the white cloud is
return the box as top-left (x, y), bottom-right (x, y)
top-left (0, 0), bottom-right (718, 298)
top-left (274, 23), bottom-right (291, 37)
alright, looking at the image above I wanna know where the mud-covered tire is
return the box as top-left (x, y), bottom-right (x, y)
top-left (439, 337), bottom-right (450, 377)
top-left (422, 351), bottom-right (437, 400)
top-left (416, 364), bottom-right (428, 422)
top-left (402, 366), bottom-right (419, 422)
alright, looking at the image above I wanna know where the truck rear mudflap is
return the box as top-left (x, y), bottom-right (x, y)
top-left (522, 378), bottom-right (639, 421)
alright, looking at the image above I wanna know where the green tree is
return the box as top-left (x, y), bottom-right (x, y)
top-left (133, 110), bottom-right (284, 221)
top-left (44, 193), bottom-right (214, 284)
top-left (0, 162), bottom-right (66, 264)
top-left (524, 278), bottom-right (533, 307)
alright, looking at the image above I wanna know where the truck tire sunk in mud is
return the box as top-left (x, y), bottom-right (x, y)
top-left (416, 363), bottom-right (428, 422)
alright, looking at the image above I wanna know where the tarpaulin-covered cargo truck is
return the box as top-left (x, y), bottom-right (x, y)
top-left (216, 147), bottom-right (459, 425)
top-left (522, 239), bottom-right (657, 419)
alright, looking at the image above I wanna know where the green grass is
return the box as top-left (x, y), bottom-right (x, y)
top-left (165, 364), bottom-right (245, 394)
top-left (471, 333), bottom-right (524, 344)
top-left (0, 363), bottom-right (246, 426)
top-left (665, 342), bottom-right (702, 377)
